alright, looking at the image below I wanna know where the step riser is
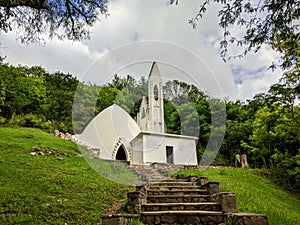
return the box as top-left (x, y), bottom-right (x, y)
top-left (147, 190), bottom-right (208, 196)
top-left (151, 182), bottom-right (198, 186)
top-left (147, 196), bottom-right (212, 203)
top-left (141, 214), bottom-right (224, 225)
top-left (142, 204), bottom-right (221, 212)
top-left (158, 179), bottom-right (189, 182)
top-left (147, 186), bottom-right (202, 191)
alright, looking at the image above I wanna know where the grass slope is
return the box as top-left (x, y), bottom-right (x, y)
top-left (1, 127), bottom-right (299, 225)
top-left (177, 168), bottom-right (300, 225)
top-left (0, 127), bottom-right (131, 224)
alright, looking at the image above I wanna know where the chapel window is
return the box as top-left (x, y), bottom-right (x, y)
top-left (154, 85), bottom-right (159, 101)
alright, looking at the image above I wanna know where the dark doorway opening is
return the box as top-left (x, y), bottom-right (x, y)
top-left (166, 146), bottom-right (174, 164)
top-left (116, 145), bottom-right (127, 161)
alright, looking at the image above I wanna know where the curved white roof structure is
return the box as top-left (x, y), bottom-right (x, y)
top-left (76, 104), bottom-right (141, 160)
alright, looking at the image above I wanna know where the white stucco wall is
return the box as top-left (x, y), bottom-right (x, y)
top-left (130, 135), bottom-right (144, 165)
top-left (130, 132), bottom-right (198, 165)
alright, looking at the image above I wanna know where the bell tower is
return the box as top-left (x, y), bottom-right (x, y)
top-left (148, 62), bottom-right (165, 133)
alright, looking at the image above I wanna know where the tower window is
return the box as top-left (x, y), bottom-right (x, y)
top-left (154, 85), bottom-right (159, 101)
top-left (141, 107), bottom-right (146, 118)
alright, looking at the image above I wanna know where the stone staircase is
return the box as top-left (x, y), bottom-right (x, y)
top-left (129, 165), bottom-right (170, 184)
top-left (103, 174), bottom-right (269, 225)
top-left (128, 164), bottom-right (183, 184)
top-left (137, 176), bottom-right (224, 225)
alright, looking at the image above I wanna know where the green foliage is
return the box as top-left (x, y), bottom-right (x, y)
top-left (7, 113), bottom-right (52, 131)
top-left (242, 105), bottom-right (300, 191)
top-left (113, 75), bottom-right (147, 117)
top-left (0, 0), bottom-right (108, 43)
top-left (72, 83), bottom-right (101, 133)
top-left (0, 64), bottom-right (47, 118)
top-left (0, 63), bottom-right (84, 133)
top-left (176, 168), bottom-right (300, 225)
top-left (0, 127), bottom-right (131, 224)
top-left (132, 218), bottom-right (145, 225)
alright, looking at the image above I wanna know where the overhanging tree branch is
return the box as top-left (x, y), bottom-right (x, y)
top-left (0, 0), bottom-right (108, 42)
top-left (0, 0), bottom-right (47, 9)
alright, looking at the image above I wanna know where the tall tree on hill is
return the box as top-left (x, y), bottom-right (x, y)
top-left (0, 0), bottom-right (108, 43)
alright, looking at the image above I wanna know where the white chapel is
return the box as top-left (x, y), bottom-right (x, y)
top-left (76, 62), bottom-right (198, 166)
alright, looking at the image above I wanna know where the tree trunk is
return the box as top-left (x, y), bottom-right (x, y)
top-left (235, 154), bottom-right (249, 168)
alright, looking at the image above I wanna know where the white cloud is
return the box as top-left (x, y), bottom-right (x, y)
top-left (0, 0), bottom-right (280, 101)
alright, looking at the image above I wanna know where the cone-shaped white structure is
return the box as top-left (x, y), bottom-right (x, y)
top-left (75, 104), bottom-right (140, 160)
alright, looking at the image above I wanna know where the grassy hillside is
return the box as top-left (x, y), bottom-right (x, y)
top-left (0, 127), bottom-right (131, 224)
top-left (177, 168), bottom-right (300, 225)
top-left (1, 127), bottom-right (299, 225)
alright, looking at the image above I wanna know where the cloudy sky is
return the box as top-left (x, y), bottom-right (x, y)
top-left (1, 0), bottom-right (282, 101)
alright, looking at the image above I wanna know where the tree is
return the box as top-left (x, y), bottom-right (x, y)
top-left (172, 0), bottom-right (299, 77)
top-left (41, 71), bottom-right (79, 131)
top-left (113, 75), bottom-right (147, 117)
top-left (0, 64), bottom-right (47, 118)
top-left (241, 104), bottom-right (300, 191)
top-left (164, 80), bottom-right (207, 104)
top-left (0, 0), bottom-right (108, 43)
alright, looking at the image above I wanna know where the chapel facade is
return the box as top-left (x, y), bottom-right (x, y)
top-left (75, 62), bottom-right (198, 166)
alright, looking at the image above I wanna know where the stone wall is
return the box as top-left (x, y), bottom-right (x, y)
top-left (226, 213), bottom-right (269, 225)
top-left (102, 214), bottom-right (139, 225)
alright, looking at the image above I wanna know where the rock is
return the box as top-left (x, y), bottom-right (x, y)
top-left (53, 130), bottom-right (60, 136)
top-left (32, 146), bottom-right (40, 152)
top-left (58, 132), bottom-right (65, 139)
top-left (200, 176), bottom-right (209, 185)
top-left (65, 133), bottom-right (72, 140)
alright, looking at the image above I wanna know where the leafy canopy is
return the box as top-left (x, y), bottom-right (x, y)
top-left (0, 0), bottom-right (108, 43)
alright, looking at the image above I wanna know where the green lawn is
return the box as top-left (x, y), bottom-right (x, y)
top-left (177, 168), bottom-right (300, 225)
top-left (0, 127), bottom-right (132, 224)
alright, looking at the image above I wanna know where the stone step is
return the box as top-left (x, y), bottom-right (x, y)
top-left (129, 166), bottom-right (170, 183)
top-left (149, 178), bottom-right (168, 181)
top-left (140, 210), bottom-right (224, 225)
top-left (146, 194), bottom-right (212, 203)
top-left (147, 185), bottom-right (202, 190)
top-left (159, 178), bottom-right (189, 182)
top-left (147, 189), bottom-right (209, 196)
top-left (135, 172), bottom-right (165, 176)
top-left (142, 202), bottom-right (222, 212)
top-left (147, 175), bottom-right (167, 179)
top-left (151, 181), bottom-right (198, 186)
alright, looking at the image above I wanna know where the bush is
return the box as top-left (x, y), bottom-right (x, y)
top-left (0, 116), bottom-right (6, 125)
top-left (7, 114), bottom-right (53, 131)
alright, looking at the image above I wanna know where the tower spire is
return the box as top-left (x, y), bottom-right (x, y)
top-left (136, 62), bottom-right (165, 133)
top-left (148, 62), bottom-right (165, 133)
top-left (149, 61), bottom-right (161, 78)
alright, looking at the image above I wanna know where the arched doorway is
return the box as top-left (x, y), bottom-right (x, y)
top-left (115, 145), bottom-right (127, 161)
